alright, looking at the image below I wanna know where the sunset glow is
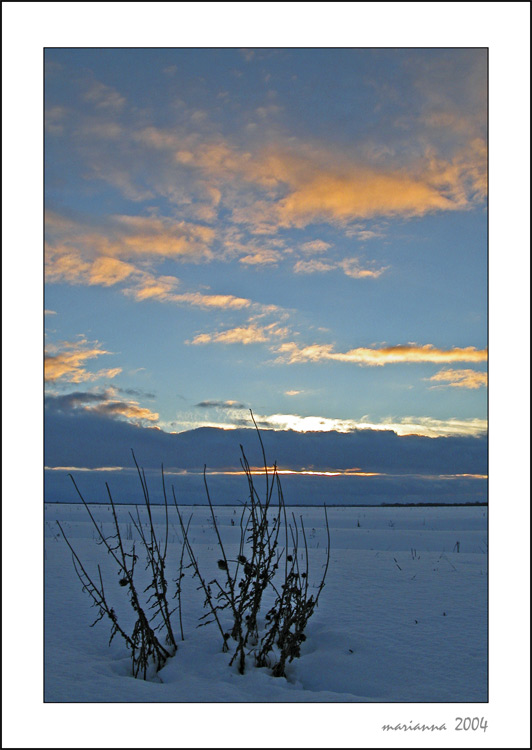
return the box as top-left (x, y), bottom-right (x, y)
top-left (44, 47), bottom-right (487, 504)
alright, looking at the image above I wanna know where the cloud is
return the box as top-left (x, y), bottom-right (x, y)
top-left (195, 400), bottom-right (247, 409)
top-left (84, 80), bottom-right (126, 110)
top-left (45, 246), bottom-right (256, 311)
top-left (45, 211), bottom-right (215, 264)
top-left (245, 412), bottom-right (486, 438)
top-left (275, 341), bottom-right (487, 366)
top-left (132, 126), bottom-right (485, 233)
top-left (285, 390), bottom-right (301, 396)
top-left (339, 258), bottom-right (388, 279)
top-left (427, 368), bottom-right (488, 389)
top-left (239, 249), bottom-right (282, 266)
top-left (299, 240), bottom-right (331, 255)
top-left (45, 105), bottom-right (67, 134)
top-left (275, 165), bottom-right (465, 228)
top-left (293, 257), bottom-right (387, 278)
top-left (293, 259), bottom-right (335, 274)
top-left (45, 388), bottom-right (159, 425)
top-left (123, 274), bottom-right (181, 301)
top-left (160, 291), bottom-right (252, 309)
top-left (44, 339), bottom-right (121, 383)
top-left (188, 322), bottom-right (289, 346)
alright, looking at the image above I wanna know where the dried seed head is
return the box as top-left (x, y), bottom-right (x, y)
top-left (217, 559), bottom-right (228, 570)
top-left (119, 577), bottom-right (128, 587)
top-left (237, 554), bottom-right (247, 563)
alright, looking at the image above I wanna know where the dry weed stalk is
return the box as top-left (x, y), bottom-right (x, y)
top-left (57, 455), bottom-right (180, 679)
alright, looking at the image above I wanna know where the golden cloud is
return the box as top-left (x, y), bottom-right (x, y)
top-left (45, 340), bottom-right (121, 383)
top-left (428, 368), bottom-right (488, 389)
top-left (276, 342), bottom-right (488, 366)
top-left (45, 243), bottom-right (254, 311)
top-left (135, 128), bottom-right (485, 231)
top-left (276, 168), bottom-right (462, 228)
top-left (46, 212), bottom-right (215, 263)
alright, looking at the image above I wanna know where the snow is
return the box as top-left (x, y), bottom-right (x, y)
top-left (45, 504), bottom-right (487, 703)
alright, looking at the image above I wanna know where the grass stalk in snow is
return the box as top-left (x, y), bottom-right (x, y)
top-left (58, 464), bottom-right (177, 679)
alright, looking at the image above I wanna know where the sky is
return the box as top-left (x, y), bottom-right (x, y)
top-left (44, 47), bottom-right (488, 503)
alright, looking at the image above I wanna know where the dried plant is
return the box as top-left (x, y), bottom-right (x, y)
top-left (182, 410), bottom-right (330, 677)
top-left (57, 454), bottom-right (180, 680)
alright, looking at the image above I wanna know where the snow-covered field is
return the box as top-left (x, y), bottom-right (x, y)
top-left (45, 503), bottom-right (487, 703)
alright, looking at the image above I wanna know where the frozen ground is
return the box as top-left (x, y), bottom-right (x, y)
top-left (45, 504), bottom-right (487, 702)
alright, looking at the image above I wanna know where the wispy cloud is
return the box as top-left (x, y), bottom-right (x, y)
top-left (45, 211), bottom-right (215, 264)
top-left (189, 322), bottom-right (289, 346)
top-left (299, 239), bottom-right (331, 255)
top-left (45, 339), bottom-right (121, 383)
top-left (275, 342), bottom-right (487, 366)
top-left (293, 257), bottom-right (388, 279)
top-left (84, 80), bottom-right (126, 111)
top-left (45, 105), bottom-right (67, 134)
top-left (427, 368), bottom-right (488, 389)
top-left (239, 249), bottom-right (282, 266)
top-left (126, 124), bottom-right (486, 233)
top-left (195, 400), bottom-right (247, 409)
top-left (45, 251), bottom-right (140, 287)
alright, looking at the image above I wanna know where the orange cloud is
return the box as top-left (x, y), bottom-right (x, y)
top-left (45, 244), bottom-right (255, 311)
top-left (45, 340), bottom-right (121, 383)
top-left (428, 368), bottom-right (488, 389)
top-left (275, 342), bottom-right (488, 366)
top-left (45, 211), bottom-right (215, 263)
top-left (277, 168), bottom-right (462, 228)
top-left (135, 128), bottom-right (485, 230)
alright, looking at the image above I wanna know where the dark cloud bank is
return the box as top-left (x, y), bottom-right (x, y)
top-left (45, 403), bottom-right (487, 505)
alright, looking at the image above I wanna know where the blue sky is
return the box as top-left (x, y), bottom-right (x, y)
top-left (44, 47), bottom-right (488, 500)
